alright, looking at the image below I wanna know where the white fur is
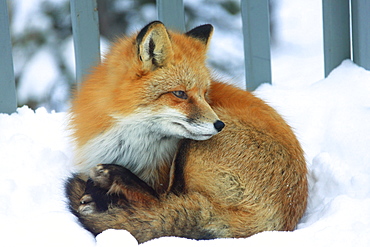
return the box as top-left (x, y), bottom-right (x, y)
top-left (75, 107), bottom-right (218, 184)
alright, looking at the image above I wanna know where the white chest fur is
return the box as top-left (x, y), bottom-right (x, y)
top-left (75, 112), bottom-right (181, 185)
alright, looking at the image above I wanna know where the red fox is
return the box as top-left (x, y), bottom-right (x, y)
top-left (66, 21), bottom-right (307, 243)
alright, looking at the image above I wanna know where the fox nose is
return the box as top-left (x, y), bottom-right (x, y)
top-left (213, 120), bottom-right (225, 132)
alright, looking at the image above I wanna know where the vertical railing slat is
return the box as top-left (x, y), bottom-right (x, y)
top-left (157, 0), bottom-right (186, 33)
top-left (240, 0), bottom-right (272, 91)
top-left (0, 0), bottom-right (17, 114)
top-left (351, 0), bottom-right (370, 70)
top-left (322, 0), bottom-right (351, 77)
top-left (70, 0), bottom-right (101, 87)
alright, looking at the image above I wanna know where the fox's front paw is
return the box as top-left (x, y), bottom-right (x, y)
top-left (90, 164), bottom-right (115, 190)
top-left (78, 177), bottom-right (111, 214)
top-left (78, 194), bottom-right (97, 214)
top-left (89, 164), bottom-right (159, 205)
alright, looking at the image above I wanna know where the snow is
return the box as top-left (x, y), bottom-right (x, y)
top-left (1, 60), bottom-right (370, 246)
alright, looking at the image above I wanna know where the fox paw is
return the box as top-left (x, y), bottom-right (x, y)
top-left (91, 164), bottom-right (159, 205)
top-left (78, 194), bottom-right (97, 214)
top-left (78, 164), bottom-right (159, 213)
top-left (90, 164), bottom-right (115, 190)
top-left (78, 176), bottom-right (111, 214)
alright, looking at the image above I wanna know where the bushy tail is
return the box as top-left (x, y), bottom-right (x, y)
top-left (74, 192), bottom-right (230, 243)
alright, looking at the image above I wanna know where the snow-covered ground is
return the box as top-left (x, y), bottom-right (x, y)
top-left (2, 0), bottom-right (370, 246)
top-left (1, 60), bottom-right (370, 247)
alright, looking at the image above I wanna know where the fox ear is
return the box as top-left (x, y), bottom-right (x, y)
top-left (136, 21), bottom-right (174, 71)
top-left (186, 24), bottom-right (213, 46)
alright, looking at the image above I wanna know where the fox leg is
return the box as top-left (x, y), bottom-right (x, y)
top-left (66, 164), bottom-right (159, 215)
top-left (66, 164), bottom-right (231, 243)
top-left (89, 164), bottom-right (159, 205)
top-left (65, 173), bottom-right (112, 217)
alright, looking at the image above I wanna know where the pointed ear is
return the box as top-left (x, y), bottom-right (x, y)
top-left (136, 21), bottom-right (174, 71)
top-left (185, 24), bottom-right (214, 46)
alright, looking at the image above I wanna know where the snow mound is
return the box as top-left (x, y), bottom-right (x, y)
top-left (0, 60), bottom-right (369, 246)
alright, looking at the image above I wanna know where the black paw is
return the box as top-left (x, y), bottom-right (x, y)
top-left (90, 164), bottom-right (158, 198)
top-left (90, 164), bottom-right (134, 190)
top-left (89, 164), bottom-right (121, 190)
top-left (78, 164), bottom-right (159, 214)
top-left (78, 178), bottom-right (111, 214)
top-left (78, 194), bottom-right (96, 214)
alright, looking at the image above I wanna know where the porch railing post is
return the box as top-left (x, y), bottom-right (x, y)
top-left (0, 0), bottom-right (17, 114)
top-left (351, 0), bottom-right (370, 70)
top-left (157, 0), bottom-right (186, 32)
top-left (241, 0), bottom-right (272, 91)
top-left (322, 0), bottom-right (351, 77)
top-left (70, 0), bottom-right (101, 88)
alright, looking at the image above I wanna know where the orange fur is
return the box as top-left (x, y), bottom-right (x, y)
top-left (66, 21), bottom-right (307, 243)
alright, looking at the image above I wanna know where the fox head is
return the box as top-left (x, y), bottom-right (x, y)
top-left (72, 22), bottom-right (224, 148)
top-left (131, 21), bottom-right (225, 140)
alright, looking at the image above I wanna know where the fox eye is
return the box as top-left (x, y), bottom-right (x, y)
top-left (172, 90), bottom-right (188, 99)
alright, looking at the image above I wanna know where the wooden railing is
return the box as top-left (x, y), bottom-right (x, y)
top-left (0, 0), bottom-right (17, 114)
top-left (322, 0), bottom-right (370, 76)
top-left (1, 0), bottom-right (369, 114)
